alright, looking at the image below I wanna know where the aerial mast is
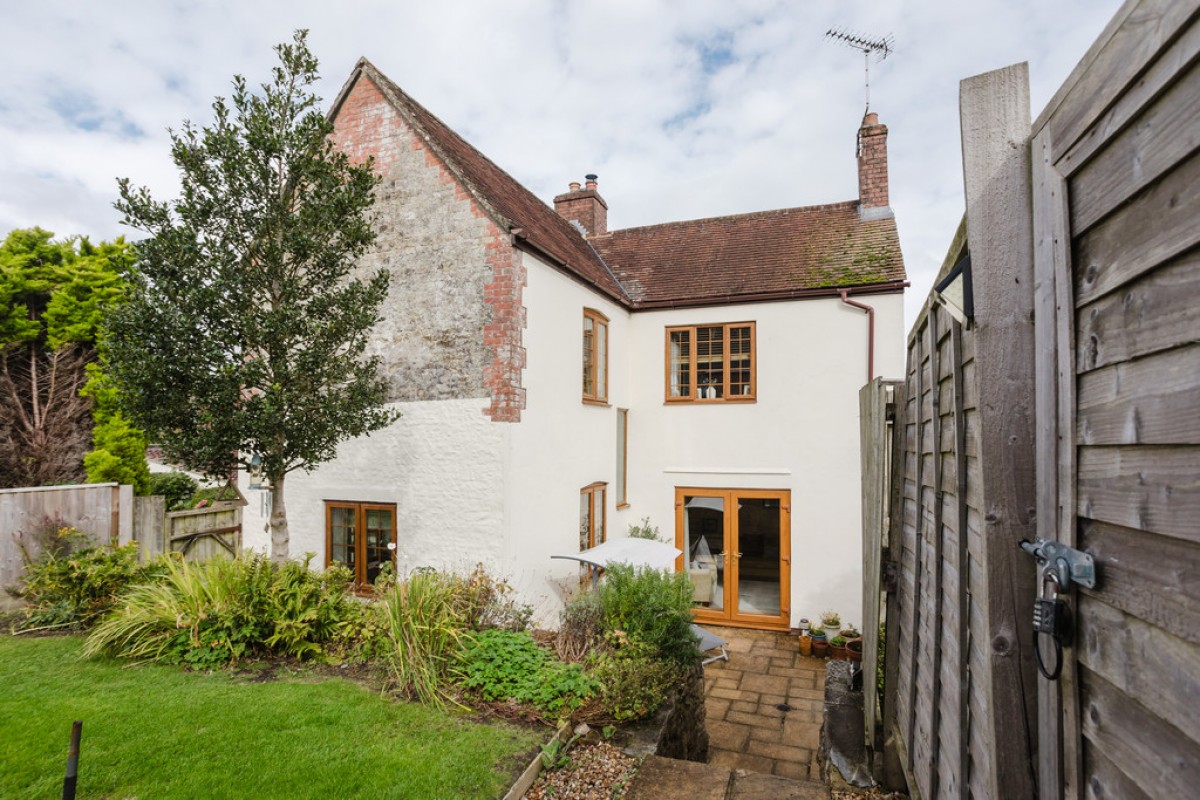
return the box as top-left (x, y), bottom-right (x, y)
top-left (825, 28), bottom-right (895, 112)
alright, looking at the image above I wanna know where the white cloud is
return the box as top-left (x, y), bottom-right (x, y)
top-left (1, 0), bottom-right (1124, 326)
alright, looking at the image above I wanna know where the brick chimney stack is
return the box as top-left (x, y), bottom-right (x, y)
top-left (857, 112), bottom-right (891, 219)
top-left (554, 174), bottom-right (608, 235)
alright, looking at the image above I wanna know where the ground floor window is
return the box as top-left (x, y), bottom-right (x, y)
top-left (325, 501), bottom-right (396, 587)
top-left (579, 483), bottom-right (607, 584)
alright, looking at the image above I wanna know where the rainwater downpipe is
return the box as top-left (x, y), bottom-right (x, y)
top-left (838, 289), bottom-right (875, 384)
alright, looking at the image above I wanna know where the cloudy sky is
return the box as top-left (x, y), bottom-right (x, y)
top-left (1, 0), bottom-right (1123, 325)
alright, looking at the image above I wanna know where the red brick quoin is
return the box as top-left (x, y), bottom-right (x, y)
top-left (481, 228), bottom-right (527, 422)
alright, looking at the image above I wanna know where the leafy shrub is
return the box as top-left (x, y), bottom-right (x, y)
top-left (455, 629), bottom-right (596, 715)
top-left (83, 553), bottom-right (356, 667)
top-left (13, 529), bottom-right (148, 629)
top-left (597, 565), bottom-right (700, 666)
top-left (146, 471), bottom-right (199, 511)
top-left (584, 643), bottom-right (681, 722)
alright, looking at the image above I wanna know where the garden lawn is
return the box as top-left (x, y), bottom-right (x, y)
top-left (0, 635), bottom-right (540, 799)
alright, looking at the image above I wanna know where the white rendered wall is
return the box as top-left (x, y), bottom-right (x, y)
top-left (241, 397), bottom-right (508, 577)
top-left (503, 252), bottom-right (632, 623)
top-left (623, 292), bottom-right (905, 629)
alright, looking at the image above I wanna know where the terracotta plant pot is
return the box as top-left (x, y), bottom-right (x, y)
top-left (812, 639), bottom-right (829, 658)
top-left (846, 637), bottom-right (863, 662)
top-left (798, 635), bottom-right (813, 657)
top-left (830, 644), bottom-right (848, 660)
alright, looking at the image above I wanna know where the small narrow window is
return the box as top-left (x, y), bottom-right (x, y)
top-left (583, 309), bottom-right (609, 403)
top-left (579, 482), bottom-right (607, 584)
top-left (665, 322), bottom-right (756, 403)
top-left (616, 409), bottom-right (629, 508)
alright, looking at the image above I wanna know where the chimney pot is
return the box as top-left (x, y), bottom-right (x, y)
top-left (569, 181), bottom-right (581, 191)
top-left (585, 173), bottom-right (598, 190)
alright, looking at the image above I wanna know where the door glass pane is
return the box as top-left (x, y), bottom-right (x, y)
top-left (683, 495), bottom-right (724, 611)
top-left (735, 497), bottom-right (780, 616)
top-left (330, 506), bottom-right (356, 569)
top-left (365, 509), bottom-right (393, 585)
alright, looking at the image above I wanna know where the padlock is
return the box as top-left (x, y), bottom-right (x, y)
top-left (1033, 568), bottom-right (1071, 639)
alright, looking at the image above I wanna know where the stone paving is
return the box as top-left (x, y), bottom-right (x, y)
top-left (703, 625), bottom-right (827, 781)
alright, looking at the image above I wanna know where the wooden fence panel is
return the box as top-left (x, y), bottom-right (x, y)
top-left (0, 484), bottom-right (121, 601)
top-left (868, 62), bottom-right (1040, 799)
top-left (860, 378), bottom-right (902, 750)
top-left (132, 495), bottom-right (167, 560)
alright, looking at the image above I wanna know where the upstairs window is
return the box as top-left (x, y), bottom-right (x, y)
top-left (583, 309), bottom-right (608, 403)
top-left (666, 322), bottom-right (756, 402)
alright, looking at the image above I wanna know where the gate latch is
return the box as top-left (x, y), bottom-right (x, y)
top-left (1019, 538), bottom-right (1095, 592)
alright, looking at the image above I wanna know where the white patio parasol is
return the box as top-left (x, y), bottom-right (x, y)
top-left (551, 537), bottom-right (681, 571)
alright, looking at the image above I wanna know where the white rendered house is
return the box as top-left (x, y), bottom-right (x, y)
top-left (241, 59), bottom-right (907, 630)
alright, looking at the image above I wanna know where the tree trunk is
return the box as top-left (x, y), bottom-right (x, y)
top-left (269, 472), bottom-right (289, 565)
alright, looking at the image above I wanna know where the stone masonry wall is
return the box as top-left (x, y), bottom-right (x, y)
top-left (331, 73), bottom-right (525, 416)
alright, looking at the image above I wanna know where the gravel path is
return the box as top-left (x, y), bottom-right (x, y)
top-left (524, 741), bottom-right (640, 800)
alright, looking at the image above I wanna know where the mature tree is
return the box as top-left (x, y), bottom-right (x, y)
top-left (0, 228), bottom-right (132, 487)
top-left (107, 31), bottom-right (394, 564)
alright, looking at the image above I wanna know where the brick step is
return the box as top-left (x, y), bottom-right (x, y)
top-left (625, 755), bottom-right (829, 800)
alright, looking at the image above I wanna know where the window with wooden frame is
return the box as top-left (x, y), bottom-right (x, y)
top-left (325, 501), bottom-right (396, 587)
top-left (616, 409), bottom-right (629, 508)
top-left (583, 309), bottom-right (608, 403)
top-left (665, 322), bottom-right (756, 402)
top-left (579, 483), bottom-right (607, 550)
top-left (579, 482), bottom-right (607, 584)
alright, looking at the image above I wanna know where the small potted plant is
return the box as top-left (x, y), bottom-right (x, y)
top-left (830, 635), bottom-right (848, 660)
top-left (810, 625), bottom-right (828, 657)
top-left (847, 637), bottom-right (863, 662)
top-left (821, 610), bottom-right (841, 630)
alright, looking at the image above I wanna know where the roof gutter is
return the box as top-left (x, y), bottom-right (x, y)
top-left (632, 280), bottom-right (907, 311)
top-left (839, 289), bottom-right (875, 384)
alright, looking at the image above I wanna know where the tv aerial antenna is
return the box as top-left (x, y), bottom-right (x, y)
top-left (825, 28), bottom-right (894, 112)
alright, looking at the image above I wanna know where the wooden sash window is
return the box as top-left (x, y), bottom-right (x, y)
top-left (583, 309), bottom-right (609, 403)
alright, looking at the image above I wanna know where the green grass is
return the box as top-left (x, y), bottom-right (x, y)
top-left (0, 635), bottom-right (540, 799)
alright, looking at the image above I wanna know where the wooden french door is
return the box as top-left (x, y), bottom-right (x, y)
top-left (675, 488), bottom-right (790, 629)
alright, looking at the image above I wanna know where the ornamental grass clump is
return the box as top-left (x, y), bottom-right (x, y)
top-left (83, 553), bottom-right (356, 667)
top-left (379, 569), bottom-right (473, 708)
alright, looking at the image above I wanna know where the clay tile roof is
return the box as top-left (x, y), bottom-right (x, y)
top-left (592, 203), bottom-right (906, 307)
top-left (355, 61), bottom-right (628, 303)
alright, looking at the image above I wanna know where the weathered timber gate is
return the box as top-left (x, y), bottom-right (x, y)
top-left (864, 1), bottom-right (1200, 797)
top-left (1031, 0), bottom-right (1200, 796)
